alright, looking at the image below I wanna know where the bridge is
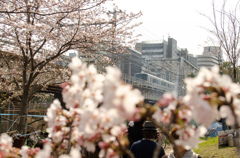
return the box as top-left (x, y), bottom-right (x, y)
top-left (40, 72), bottom-right (174, 107)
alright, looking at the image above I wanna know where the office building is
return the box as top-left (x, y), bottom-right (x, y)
top-left (197, 46), bottom-right (222, 69)
top-left (135, 37), bottom-right (179, 59)
top-left (135, 37), bottom-right (198, 82)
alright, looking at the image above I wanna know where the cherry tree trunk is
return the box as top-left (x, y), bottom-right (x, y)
top-left (233, 65), bottom-right (237, 83)
top-left (17, 92), bottom-right (29, 134)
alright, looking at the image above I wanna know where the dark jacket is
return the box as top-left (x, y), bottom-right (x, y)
top-left (130, 140), bottom-right (165, 158)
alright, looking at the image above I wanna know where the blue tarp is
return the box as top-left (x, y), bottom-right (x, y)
top-left (207, 122), bottom-right (223, 137)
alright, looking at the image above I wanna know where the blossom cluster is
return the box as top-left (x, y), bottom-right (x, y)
top-left (0, 134), bottom-right (41, 157)
top-left (0, 133), bottom-right (13, 153)
top-left (152, 66), bottom-right (240, 149)
top-left (151, 92), bottom-right (207, 150)
top-left (44, 57), bottom-right (144, 157)
top-left (184, 66), bottom-right (240, 126)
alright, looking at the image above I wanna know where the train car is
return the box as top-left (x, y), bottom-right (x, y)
top-left (134, 73), bottom-right (175, 91)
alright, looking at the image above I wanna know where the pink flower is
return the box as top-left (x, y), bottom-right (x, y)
top-left (0, 134), bottom-right (12, 153)
top-left (176, 126), bottom-right (206, 150)
top-left (152, 108), bottom-right (162, 123)
top-left (35, 143), bottom-right (52, 158)
top-left (157, 93), bottom-right (176, 107)
top-left (83, 141), bottom-right (95, 153)
top-left (220, 106), bottom-right (235, 126)
top-left (68, 58), bottom-right (86, 74)
top-left (178, 108), bottom-right (192, 123)
top-left (52, 131), bottom-right (63, 143)
top-left (19, 146), bottom-right (28, 158)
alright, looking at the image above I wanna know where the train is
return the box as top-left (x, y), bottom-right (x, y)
top-left (134, 73), bottom-right (175, 91)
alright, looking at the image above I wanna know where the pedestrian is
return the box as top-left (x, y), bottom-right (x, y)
top-left (164, 127), bottom-right (202, 158)
top-left (122, 119), bottom-right (145, 158)
top-left (129, 121), bottom-right (165, 158)
top-left (128, 119), bottom-right (145, 147)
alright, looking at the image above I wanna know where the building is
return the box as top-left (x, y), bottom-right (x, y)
top-left (178, 49), bottom-right (198, 67)
top-left (56, 55), bottom-right (71, 67)
top-left (167, 37), bottom-right (178, 58)
top-left (69, 52), bottom-right (77, 58)
top-left (119, 48), bottom-right (142, 76)
top-left (135, 37), bottom-right (197, 65)
top-left (135, 37), bottom-right (197, 81)
top-left (197, 46), bottom-right (223, 69)
top-left (188, 54), bottom-right (198, 68)
top-left (77, 47), bottom-right (142, 76)
top-left (135, 37), bottom-right (199, 96)
top-left (204, 46), bottom-right (223, 64)
top-left (135, 40), bottom-right (167, 59)
top-left (135, 38), bottom-right (176, 81)
top-left (135, 38), bottom-right (179, 59)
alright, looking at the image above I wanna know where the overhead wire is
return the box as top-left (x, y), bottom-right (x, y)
top-left (138, 25), bottom-right (162, 40)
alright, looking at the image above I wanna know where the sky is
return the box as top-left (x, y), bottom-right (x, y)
top-left (108, 0), bottom-right (237, 56)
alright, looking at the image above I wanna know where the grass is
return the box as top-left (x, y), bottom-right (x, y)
top-left (193, 137), bottom-right (238, 158)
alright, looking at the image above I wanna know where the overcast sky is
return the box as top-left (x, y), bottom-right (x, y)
top-left (109, 0), bottom-right (238, 56)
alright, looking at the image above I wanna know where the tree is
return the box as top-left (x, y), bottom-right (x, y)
top-left (0, 0), bottom-right (141, 134)
top-left (202, 0), bottom-right (240, 82)
top-left (221, 61), bottom-right (240, 82)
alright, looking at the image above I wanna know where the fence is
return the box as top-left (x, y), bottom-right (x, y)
top-left (0, 109), bottom-right (47, 133)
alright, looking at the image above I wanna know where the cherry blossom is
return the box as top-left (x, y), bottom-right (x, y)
top-left (149, 65), bottom-right (240, 152)
top-left (40, 58), bottom-right (144, 157)
top-left (19, 146), bottom-right (29, 158)
top-left (220, 106), bottom-right (235, 126)
top-left (175, 126), bottom-right (206, 150)
top-left (183, 65), bottom-right (240, 127)
top-left (1, 55), bottom-right (240, 157)
top-left (59, 146), bottom-right (82, 158)
top-left (34, 142), bottom-right (52, 158)
top-left (0, 133), bottom-right (13, 153)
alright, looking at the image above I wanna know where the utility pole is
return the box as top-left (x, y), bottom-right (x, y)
top-left (107, 9), bottom-right (124, 68)
top-left (174, 57), bottom-right (184, 97)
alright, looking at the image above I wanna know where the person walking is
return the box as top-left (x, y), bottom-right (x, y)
top-left (129, 121), bottom-right (165, 158)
